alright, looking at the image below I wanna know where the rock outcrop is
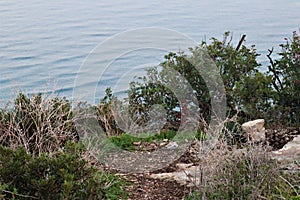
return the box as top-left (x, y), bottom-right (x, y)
top-left (148, 120), bottom-right (300, 187)
top-left (271, 135), bottom-right (300, 161)
top-left (241, 119), bottom-right (300, 161)
top-left (241, 119), bottom-right (266, 142)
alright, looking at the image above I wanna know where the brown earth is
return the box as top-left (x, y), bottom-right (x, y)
top-left (98, 127), bottom-right (300, 200)
top-left (123, 174), bottom-right (191, 200)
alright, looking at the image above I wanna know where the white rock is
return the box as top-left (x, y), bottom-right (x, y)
top-left (176, 163), bottom-right (194, 170)
top-left (166, 141), bottom-right (178, 149)
top-left (242, 119), bottom-right (266, 142)
top-left (150, 165), bottom-right (201, 187)
top-left (271, 135), bottom-right (300, 161)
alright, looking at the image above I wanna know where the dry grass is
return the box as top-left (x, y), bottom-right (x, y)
top-left (0, 92), bottom-right (298, 199)
top-left (0, 93), bottom-right (77, 156)
top-left (187, 138), bottom-right (300, 199)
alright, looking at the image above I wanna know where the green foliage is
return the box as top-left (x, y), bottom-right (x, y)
top-left (109, 130), bottom-right (177, 151)
top-left (123, 31), bottom-right (300, 135)
top-left (195, 129), bottom-right (208, 141)
top-left (268, 31), bottom-right (300, 126)
top-left (233, 72), bottom-right (274, 121)
top-left (201, 32), bottom-right (274, 122)
top-left (0, 142), bottom-right (128, 199)
top-left (127, 66), bottom-right (184, 130)
top-left (126, 32), bottom-right (268, 133)
top-left (222, 121), bottom-right (247, 145)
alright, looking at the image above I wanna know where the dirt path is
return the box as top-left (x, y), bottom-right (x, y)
top-left (103, 142), bottom-right (201, 199)
top-left (123, 174), bottom-right (191, 200)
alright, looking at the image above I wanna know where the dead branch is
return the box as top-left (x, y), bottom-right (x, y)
top-left (236, 34), bottom-right (246, 51)
top-left (267, 47), bottom-right (283, 93)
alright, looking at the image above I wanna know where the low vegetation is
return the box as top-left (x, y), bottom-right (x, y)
top-left (185, 144), bottom-right (300, 200)
top-left (0, 142), bottom-right (127, 199)
top-left (0, 94), bottom-right (128, 199)
top-left (0, 31), bottom-right (299, 199)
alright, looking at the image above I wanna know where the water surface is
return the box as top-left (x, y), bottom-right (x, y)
top-left (0, 0), bottom-right (299, 104)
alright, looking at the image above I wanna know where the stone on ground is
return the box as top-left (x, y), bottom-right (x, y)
top-left (150, 165), bottom-right (201, 187)
top-left (242, 119), bottom-right (266, 142)
top-left (271, 135), bottom-right (300, 161)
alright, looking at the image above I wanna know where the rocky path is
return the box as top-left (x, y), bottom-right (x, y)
top-left (101, 120), bottom-right (300, 199)
top-left (103, 141), bottom-right (202, 199)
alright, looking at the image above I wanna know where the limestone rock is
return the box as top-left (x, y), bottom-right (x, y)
top-left (176, 163), bottom-right (194, 170)
top-left (242, 119), bottom-right (266, 142)
top-left (166, 141), bottom-right (178, 149)
top-left (271, 135), bottom-right (300, 161)
top-left (150, 165), bottom-right (201, 187)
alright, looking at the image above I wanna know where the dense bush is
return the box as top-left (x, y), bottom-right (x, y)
top-left (267, 31), bottom-right (300, 126)
top-left (125, 32), bottom-right (271, 132)
top-left (0, 142), bottom-right (128, 199)
top-left (0, 94), bottom-right (130, 199)
top-left (0, 31), bottom-right (299, 200)
top-left (127, 66), bottom-right (184, 130)
top-left (203, 32), bottom-right (275, 122)
top-left (123, 31), bottom-right (300, 132)
top-left (0, 93), bottom-right (77, 155)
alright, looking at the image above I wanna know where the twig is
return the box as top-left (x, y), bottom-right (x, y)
top-left (279, 175), bottom-right (299, 196)
top-left (2, 190), bottom-right (38, 199)
top-left (236, 34), bottom-right (246, 51)
top-left (267, 47), bottom-right (283, 93)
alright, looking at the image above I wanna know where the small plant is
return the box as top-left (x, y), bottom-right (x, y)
top-left (109, 130), bottom-right (177, 151)
top-left (97, 88), bottom-right (123, 136)
top-left (0, 142), bottom-right (128, 199)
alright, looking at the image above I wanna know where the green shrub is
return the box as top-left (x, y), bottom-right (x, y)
top-left (96, 31), bottom-right (300, 138)
top-left (127, 65), bottom-right (185, 131)
top-left (0, 142), bottom-right (128, 199)
top-left (125, 32), bottom-right (269, 130)
top-left (222, 121), bottom-right (246, 146)
top-left (267, 31), bottom-right (300, 126)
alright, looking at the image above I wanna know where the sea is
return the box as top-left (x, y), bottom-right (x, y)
top-left (0, 0), bottom-right (299, 105)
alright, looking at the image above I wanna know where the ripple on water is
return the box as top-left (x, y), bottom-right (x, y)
top-left (0, 0), bottom-right (299, 104)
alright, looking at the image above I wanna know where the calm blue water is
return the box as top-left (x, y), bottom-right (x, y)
top-left (0, 0), bottom-right (299, 104)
